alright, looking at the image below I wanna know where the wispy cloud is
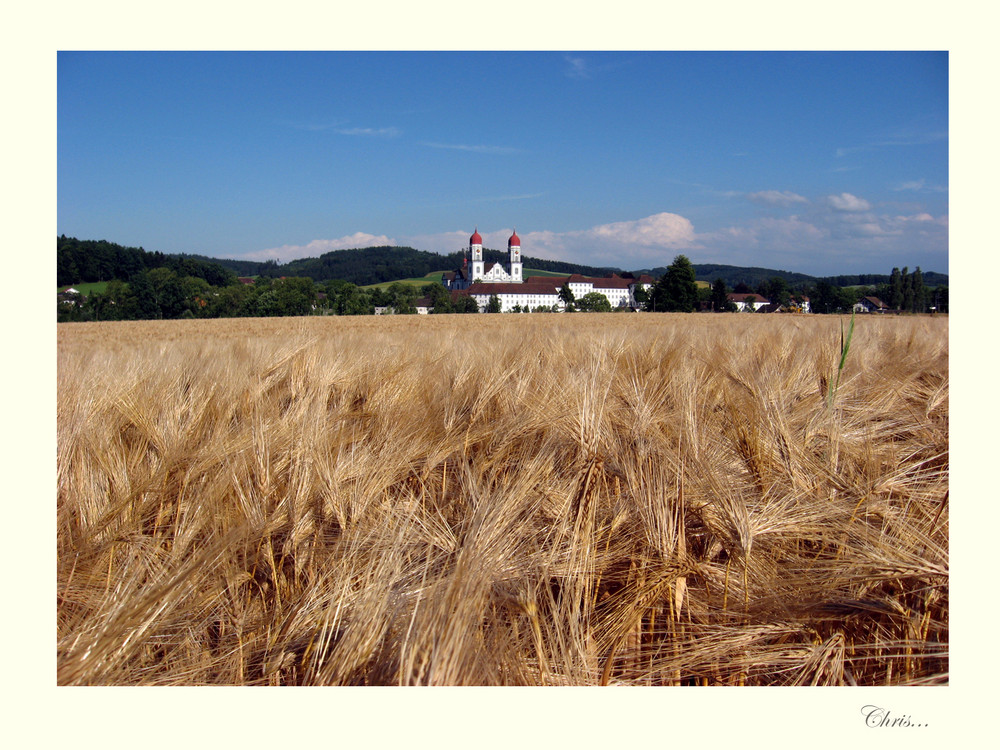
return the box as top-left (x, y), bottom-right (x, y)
top-left (827, 193), bottom-right (872, 212)
top-left (283, 120), bottom-right (400, 137)
top-left (562, 53), bottom-right (633, 79)
top-left (836, 129), bottom-right (948, 157)
top-left (421, 142), bottom-right (522, 155)
top-left (564, 55), bottom-right (589, 79)
top-left (405, 213), bottom-right (700, 268)
top-left (472, 192), bottom-right (546, 203)
top-left (247, 232), bottom-right (397, 263)
top-left (282, 119), bottom-right (343, 132)
top-left (746, 190), bottom-right (809, 207)
top-left (891, 178), bottom-right (948, 193)
top-left (333, 127), bottom-right (401, 138)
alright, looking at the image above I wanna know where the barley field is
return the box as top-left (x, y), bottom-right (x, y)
top-left (56, 313), bottom-right (948, 686)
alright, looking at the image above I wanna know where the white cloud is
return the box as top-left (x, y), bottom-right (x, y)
top-left (239, 205), bottom-right (947, 278)
top-left (246, 232), bottom-right (397, 263)
top-left (284, 121), bottom-right (400, 137)
top-left (826, 193), bottom-right (872, 212)
top-left (334, 127), bottom-right (401, 138)
top-left (472, 192), bottom-right (546, 203)
top-left (421, 142), bottom-right (522, 154)
top-left (564, 55), bottom-right (589, 78)
top-left (836, 129), bottom-right (948, 157)
top-left (401, 213), bottom-right (699, 268)
top-left (586, 213), bottom-right (697, 248)
top-left (891, 179), bottom-right (949, 193)
top-left (702, 216), bottom-right (825, 249)
top-left (746, 190), bottom-right (809, 206)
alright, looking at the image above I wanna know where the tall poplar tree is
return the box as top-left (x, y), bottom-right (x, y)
top-left (902, 267), bottom-right (914, 313)
top-left (710, 278), bottom-right (730, 311)
top-left (889, 267), bottom-right (904, 310)
top-left (911, 267), bottom-right (925, 312)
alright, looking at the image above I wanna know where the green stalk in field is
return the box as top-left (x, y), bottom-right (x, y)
top-left (827, 310), bottom-right (856, 409)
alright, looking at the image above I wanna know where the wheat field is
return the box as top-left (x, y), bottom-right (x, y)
top-left (56, 313), bottom-right (948, 686)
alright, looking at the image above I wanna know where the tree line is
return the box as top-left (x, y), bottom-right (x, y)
top-left (57, 237), bottom-right (948, 321)
top-left (635, 256), bottom-right (948, 314)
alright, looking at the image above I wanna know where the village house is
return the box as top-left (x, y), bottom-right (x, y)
top-left (854, 296), bottom-right (889, 313)
top-left (727, 292), bottom-right (771, 312)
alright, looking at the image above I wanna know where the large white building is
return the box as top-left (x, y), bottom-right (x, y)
top-left (442, 228), bottom-right (655, 312)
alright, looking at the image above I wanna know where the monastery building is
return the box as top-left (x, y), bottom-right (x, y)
top-left (442, 228), bottom-right (655, 313)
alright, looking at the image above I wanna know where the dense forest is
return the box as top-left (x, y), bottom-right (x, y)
top-left (57, 236), bottom-right (949, 321)
top-left (58, 236), bottom-right (236, 288)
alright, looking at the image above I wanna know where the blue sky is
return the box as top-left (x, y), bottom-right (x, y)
top-left (58, 51), bottom-right (948, 276)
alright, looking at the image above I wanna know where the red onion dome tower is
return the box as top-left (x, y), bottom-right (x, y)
top-left (469, 226), bottom-right (484, 281)
top-left (508, 229), bottom-right (523, 282)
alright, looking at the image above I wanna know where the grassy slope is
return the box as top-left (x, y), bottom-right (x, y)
top-left (362, 271), bottom-right (448, 290)
top-left (362, 268), bottom-right (571, 290)
top-left (59, 281), bottom-right (109, 295)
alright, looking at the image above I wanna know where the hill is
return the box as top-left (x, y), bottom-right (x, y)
top-left (58, 236), bottom-right (236, 288)
top-left (59, 237), bottom-right (949, 292)
top-left (186, 246), bottom-right (618, 286)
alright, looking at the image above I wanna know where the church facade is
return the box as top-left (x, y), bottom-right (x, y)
top-left (444, 228), bottom-right (523, 289)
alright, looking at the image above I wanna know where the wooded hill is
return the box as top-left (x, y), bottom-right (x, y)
top-left (57, 236), bottom-right (948, 291)
top-left (183, 247), bottom-right (949, 290)
top-left (637, 262), bottom-right (949, 290)
top-left (58, 236), bottom-right (236, 288)
top-left (181, 246), bottom-right (619, 286)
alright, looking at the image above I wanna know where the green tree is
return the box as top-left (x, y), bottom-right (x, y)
top-left (576, 292), bottom-right (613, 312)
top-left (632, 283), bottom-right (649, 309)
top-left (911, 267), bottom-right (925, 313)
top-left (255, 289), bottom-right (283, 317)
top-left (765, 277), bottom-right (791, 308)
top-left (901, 267), bottom-right (914, 313)
top-left (273, 277), bottom-right (316, 316)
top-left (128, 270), bottom-right (159, 319)
top-left (930, 285), bottom-right (948, 313)
top-left (811, 280), bottom-right (842, 314)
top-left (558, 284), bottom-right (575, 309)
top-left (455, 295), bottom-right (480, 313)
top-left (209, 283), bottom-right (255, 317)
top-left (889, 267), bottom-right (904, 310)
top-left (486, 294), bottom-right (502, 313)
top-left (710, 278), bottom-right (730, 312)
top-left (648, 255), bottom-right (698, 312)
top-left (147, 267), bottom-right (185, 318)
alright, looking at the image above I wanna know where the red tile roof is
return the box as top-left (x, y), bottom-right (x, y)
top-left (727, 293), bottom-right (770, 303)
top-left (466, 281), bottom-right (564, 295)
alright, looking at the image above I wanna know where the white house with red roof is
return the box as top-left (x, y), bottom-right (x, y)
top-left (727, 292), bottom-right (771, 312)
top-left (442, 228), bottom-right (655, 312)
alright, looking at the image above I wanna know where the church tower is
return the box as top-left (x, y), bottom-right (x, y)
top-left (508, 229), bottom-right (522, 282)
top-left (470, 228), bottom-right (484, 282)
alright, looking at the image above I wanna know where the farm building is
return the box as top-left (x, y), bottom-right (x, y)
top-left (727, 292), bottom-right (771, 312)
top-left (854, 296), bottom-right (890, 313)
